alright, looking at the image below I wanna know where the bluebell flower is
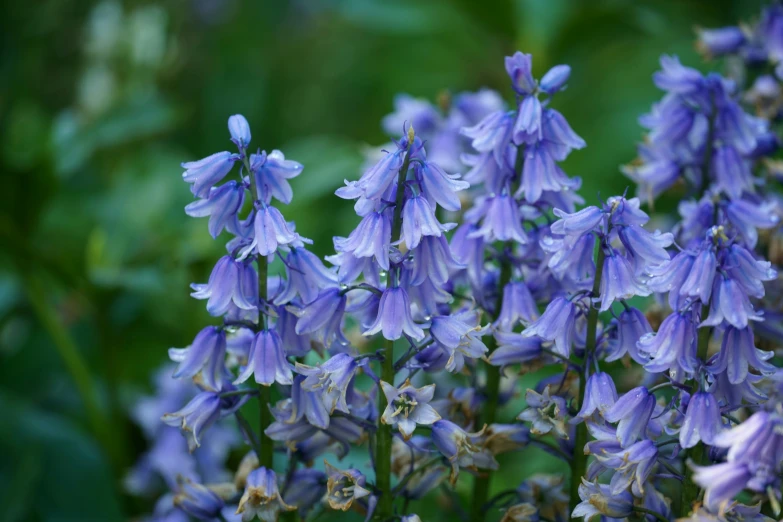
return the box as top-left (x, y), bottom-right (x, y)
top-left (724, 199), bottom-right (779, 248)
top-left (521, 296), bottom-right (578, 357)
top-left (281, 469), bottom-right (327, 517)
top-left (234, 329), bottom-right (293, 386)
top-left (496, 281), bottom-right (539, 330)
top-left (336, 210), bottom-right (391, 270)
top-left (274, 246), bottom-right (337, 305)
top-left (542, 232), bottom-right (595, 289)
top-left (603, 386), bottom-right (656, 447)
top-left (518, 144), bottom-right (578, 202)
top-left (182, 151), bottom-right (237, 198)
top-left (364, 287), bottom-right (424, 341)
top-left (191, 256), bottom-right (257, 317)
top-left (638, 311), bottom-right (698, 375)
top-left (417, 161), bottom-right (469, 212)
top-left (540, 108), bottom-right (586, 157)
top-left (410, 235), bottom-right (463, 287)
top-left (505, 52), bottom-right (536, 95)
top-left (324, 462), bottom-right (371, 511)
top-left (605, 306), bottom-right (652, 363)
top-left (598, 251), bottom-right (651, 312)
top-left (431, 420), bottom-right (498, 483)
top-left (162, 392), bottom-right (222, 452)
top-left (517, 386), bottom-right (569, 439)
top-left (289, 375), bottom-right (330, 430)
top-left (249, 150), bottom-right (303, 205)
top-left (696, 27), bottom-right (746, 57)
top-left (295, 353), bottom-right (358, 414)
top-left (571, 479), bottom-right (634, 520)
top-left (429, 311), bottom-right (488, 373)
top-left (724, 244), bottom-right (777, 298)
top-left (574, 372), bottom-right (617, 420)
top-left (550, 205), bottom-right (603, 242)
top-left (618, 225), bottom-right (674, 273)
top-left (402, 193), bottom-right (449, 249)
top-left (469, 193), bottom-right (528, 244)
top-left (185, 181), bottom-right (245, 239)
top-left (228, 114), bottom-right (251, 150)
top-left (514, 95), bottom-right (542, 143)
top-left (709, 326), bottom-right (776, 384)
top-left (236, 467), bottom-right (294, 522)
top-left (488, 331), bottom-right (542, 369)
top-left (701, 276), bottom-right (762, 329)
top-left (291, 287), bottom-right (347, 348)
top-left (647, 250), bottom-right (696, 309)
top-left (357, 136), bottom-right (413, 200)
top-left (540, 65), bottom-right (571, 94)
top-left (380, 380), bottom-right (441, 439)
top-left (248, 205), bottom-right (300, 257)
top-left (461, 110), bottom-right (515, 162)
top-left (653, 55), bottom-right (704, 95)
top-left (680, 391), bottom-right (723, 449)
top-left (593, 438), bottom-right (658, 496)
top-left (713, 144), bottom-right (752, 199)
top-left (169, 326), bottom-right (227, 391)
top-left (173, 478), bottom-right (225, 520)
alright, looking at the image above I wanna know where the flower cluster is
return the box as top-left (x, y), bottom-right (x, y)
top-left (126, 8), bottom-right (782, 522)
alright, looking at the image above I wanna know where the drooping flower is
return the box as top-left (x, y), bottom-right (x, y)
top-left (236, 467), bottom-right (295, 522)
top-left (364, 287), bottom-right (425, 341)
top-left (169, 326), bottom-right (227, 391)
top-left (173, 478), bottom-right (225, 520)
top-left (324, 462), bottom-right (371, 511)
top-left (234, 329), bottom-right (293, 386)
top-left (380, 380), bottom-right (441, 439)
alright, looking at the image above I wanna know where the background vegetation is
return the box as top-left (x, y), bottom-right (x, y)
top-left (0, 0), bottom-right (766, 519)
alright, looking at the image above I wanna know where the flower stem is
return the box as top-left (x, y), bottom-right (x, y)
top-left (568, 241), bottom-right (605, 512)
top-left (470, 256), bottom-right (512, 520)
top-left (375, 131), bottom-right (415, 520)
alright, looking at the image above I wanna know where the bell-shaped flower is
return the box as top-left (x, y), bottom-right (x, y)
top-left (190, 256), bottom-right (257, 317)
top-left (417, 160), bottom-right (469, 212)
top-left (251, 150), bottom-right (303, 205)
top-left (488, 331), bottom-right (542, 369)
top-left (679, 248), bottom-right (717, 304)
top-left (291, 287), bottom-right (347, 347)
top-left (701, 277), bottom-right (763, 329)
top-left (461, 110), bottom-right (515, 163)
top-left (517, 386), bottom-right (569, 439)
top-left (540, 64), bottom-right (571, 93)
top-left (431, 420), bottom-right (498, 484)
top-left (173, 478), bottom-right (225, 520)
top-left (571, 479), bottom-right (634, 521)
top-left (713, 144), bottom-right (752, 199)
top-left (429, 311), bottom-right (489, 373)
top-left (518, 144), bottom-right (579, 202)
top-left (680, 391), bottom-right (724, 449)
top-left (234, 329), bottom-right (292, 386)
top-left (228, 114), bottom-right (251, 149)
top-left (724, 244), bottom-right (776, 299)
top-left (335, 211), bottom-right (391, 270)
top-left (184, 180), bottom-right (245, 238)
top-left (505, 51), bottom-right (536, 94)
top-left (324, 462), bottom-right (371, 511)
top-left (380, 380), bottom-right (441, 439)
top-left (521, 296), bottom-right (578, 357)
top-left (551, 205), bottom-right (603, 242)
top-left (598, 251), bottom-right (651, 312)
top-left (169, 326), bottom-right (227, 391)
top-left (356, 137), bottom-right (408, 200)
top-left (618, 225), bottom-right (673, 274)
top-left (282, 469), bottom-right (327, 518)
top-left (162, 392), bottom-right (222, 452)
top-left (469, 193), bottom-right (528, 244)
top-left (236, 467), bottom-right (295, 522)
top-left (410, 235), bottom-right (464, 287)
top-left (182, 151), bottom-right (237, 198)
top-left (574, 372), bottom-right (617, 421)
top-left (708, 326), bottom-right (776, 384)
top-left (605, 306), bottom-right (651, 363)
top-left (724, 199), bottom-right (779, 248)
top-left (496, 281), bottom-right (539, 330)
top-left (402, 193), bottom-right (449, 249)
top-left (295, 353), bottom-right (358, 415)
top-left (638, 312), bottom-right (698, 375)
top-left (364, 287), bottom-right (425, 341)
top-left (274, 246), bottom-right (337, 305)
top-left (593, 439), bottom-right (658, 496)
top-left (603, 386), bottom-right (655, 447)
top-left (250, 205), bottom-right (300, 257)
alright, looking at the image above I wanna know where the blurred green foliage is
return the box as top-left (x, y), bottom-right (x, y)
top-left (0, 0), bottom-right (765, 520)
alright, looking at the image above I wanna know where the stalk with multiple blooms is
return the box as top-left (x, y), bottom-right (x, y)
top-left (126, 5), bottom-right (783, 522)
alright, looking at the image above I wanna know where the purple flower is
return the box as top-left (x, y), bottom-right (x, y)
top-left (598, 251), bottom-right (651, 312)
top-left (380, 380), bottom-right (441, 439)
top-left (173, 478), bottom-right (224, 520)
top-left (161, 392), bottom-right (221, 452)
top-left (618, 225), bottom-right (674, 273)
top-left (184, 181), bottom-right (245, 239)
top-left (574, 372), bottom-right (617, 420)
top-left (182, 151), bottom-right (237, 198)
top-left (234, 329), bottom-right (292, 386)
top-left (540, 65), bottom-right (571, 94)
top-left (604, 386), bottom-right (656, 447)
top-left (282, 469), bottom-right (327, 517)
top-left (691, 461), bottom-right (752, 512)
top-left (521, 297), bottom-right (578, 357)
top-left (701, 277), bottom-right (762, 329)
top-left (364, 287), bottom-right (425, 341)
top-left (236, 467), bottom-right (294, 521)
top-left (324, 462), bottom-right (371, 511)
top-left (336, 211), bottom-right (391, 270)
top-left (410, 235), bottom-right (464, 287)
top-left (251, 150), bottom-right (303, 205)
top-left (638, 311), bottom-right (698, 375)
top-left (593, 439), bottom-right (658, 496)
top-left (709, 326), bottom-right (776, 384)
top-left (496, 281), bottom-right (539, 330)
top-left (696, 27), bottom-right (746, 57)
top-left (724, 244), bottom-right (777, 299)
top-left (429, 311), bottom-right (489, 372)
top-left (190, 256), bottom-right (257, 317)
top-left (402, 194), bottom-right (448, 249)
top-left (431, 420), bottom-right (498, 483)
top-left (461, 110), bottom-right (515, 163)
top-left (605, 306), bottom-right (652, 363)
top-left (291, 287), bottom-right (347, 347)
top-left (653, 55), bottom-right (704, 94)
top-left (274, 246), bottom-right (337, 305)
top-left (572, 479), bottom-right (634, 520)
top-left (550, 205), bottom-right (603, 240)
top-left (713, 145), bottom-right (752, 199)
top-left (505, 52), bottom-right (536, 94)
top-left (469, 193), bottom-right (528, 244)
top-left (295, 353), bottom-right (358, 414)
top-left (518, 144), bottom-right (578, 202)
top-left (724, 199), bottom-right (779, 248)
top-left (488, 331), bottom-right (542, 369)
top-left (418, 161), bottom-right (469, 211)
top-left (228, 114), bottom-right (251, 149)
top-left (169, 326), bottom-right (227, 391)
top-left (517, 386), bottom-right (569, 439)
top-left (248, 205), bottom-right (300, 257)
top-left (680, 392), bottom-right (723, 449)
top-left (356, 138), bottom-right (407, 200)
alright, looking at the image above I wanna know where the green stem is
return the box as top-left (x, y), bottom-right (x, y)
top-left (568, 241), bottom-right (605, 512)
top-left (470, 257), bottom-right (512, 520)
top-left (375, 129), bottom-right (415, 520)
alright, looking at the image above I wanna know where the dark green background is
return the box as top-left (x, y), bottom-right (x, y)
top-left (0, 0), bottom-right (763, 520)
